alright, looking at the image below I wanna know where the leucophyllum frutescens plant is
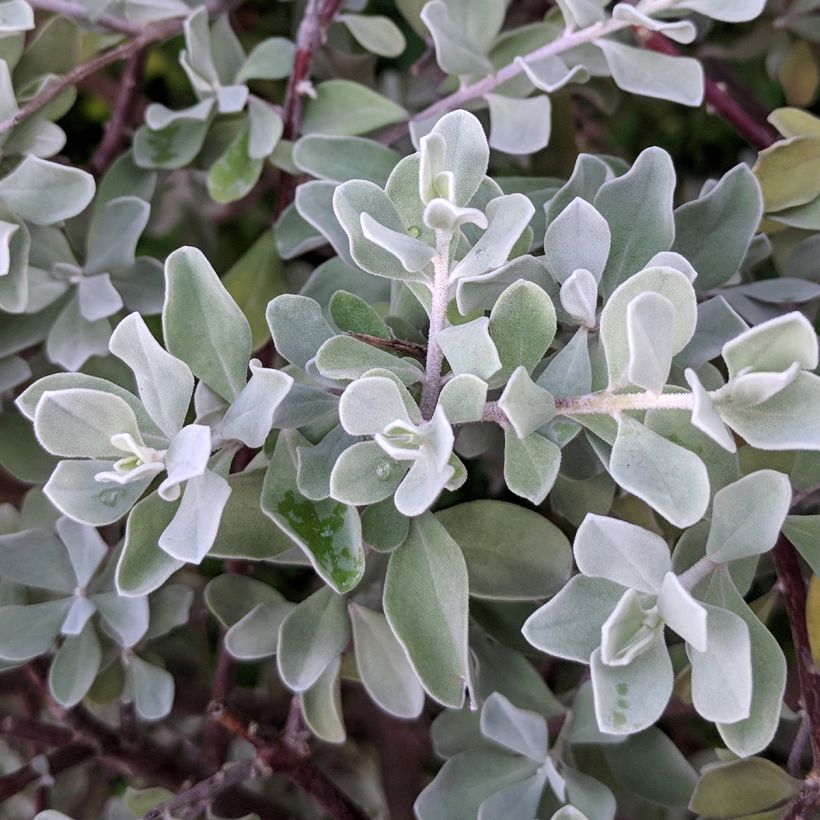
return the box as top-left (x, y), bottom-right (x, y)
top-left (14, 102), bottom-right (820, 818)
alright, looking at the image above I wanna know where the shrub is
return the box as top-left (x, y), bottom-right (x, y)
top-left (1, 0), bottom-right (819, 818)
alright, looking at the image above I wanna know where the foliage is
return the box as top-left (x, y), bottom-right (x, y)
top-left (0, 0), bottom-right (819, 818)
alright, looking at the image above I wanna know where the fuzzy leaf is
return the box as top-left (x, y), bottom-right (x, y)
top-left (609, 416), bottom-right (710, 528)
top-left (350, 603), bottom-right (424, 719)
top-left (384, 512), bottom-right (470, 708)
top-left (575, 514), bottom-right (671, 594)
top-left (489, 280), bottom-right (556, 383)
top-left (303, 80), bottom-right (407, 136)
top-left (590, 633), bottom-right (673, 735)
top-left (673, 164), bottom-right (763, 291)
top-left (522, 575), bottom-right (626, 663)
top-left (705, 470), bottom-right (791, 562)
top-left (262, 432), bottom-right (364, 594)
top-left (485, 93), bottom-right (552, 155)
top-left (277, 586), bottom-right (349, 691)
top-left (594, 148), bottom-right (676, 297)
top-left (437, 499), bottom-right (572, 601)
top-left (503, 428), bottom-right (561, 505)
top-left (163, 247), bottom-right (251, 402)
top-left (688, 603), bottom-right (752, 723)
top-left (598, 40), bottom-right (704, 106)
top-left (109, 312), bottom-right (193, 439)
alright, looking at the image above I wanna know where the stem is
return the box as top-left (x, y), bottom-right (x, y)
top-left (273, 0), bottom-right (344, 218)
top-left (555, 390), bottom-right (695, 416)
top-left (785, 776), bottom-right (820, 820)
top-left (0, 717), bottom-right (75, 748)
top-left (0, 742), bottom-right (97, 801)
top-left (419, 230), bottom-right (453, 420)
top-left (789, 713), bottom-right (811, 777)
top-left (775, 535), bottom-right (820, 767)
top-left (484, 389), bottom-right (696, 427)
top-left (379, 16), bottom-right (630, 144)
top-left (482, 401), bottom-right (508, 426)
top-left (209, 700), bottom-right (369, 820)
top-left (677, 555), bottom-right (719, 590)
top-left (200, 631), bottom-right (235, 770)
top-left (142, 757), bottom-right (271, 820)
top-left (90, 48), bottom-right (144, 175)
top-left (349, 332), bottom-right (427, 361)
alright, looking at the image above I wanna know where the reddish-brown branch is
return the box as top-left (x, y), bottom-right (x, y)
top-left (636, 30), bottom-right (778, 151)
top-left (775, 534), bottom-right (820, 819)
top-left (65, 706), bottom-right (205, 790)
top-left (775, 535), bottom-right (820, 766)
top-left (209, 699), bottom-right (369, 820)
top-left (142, 756), bottom-right (271, 820)
top-left (349, 332), bottom-right (428, 361)
top-left (0, 0), bottom-right (238, 136)
top-left (0, 716), bottom-right (76, 749)
top-left (200, 590), bottom-right (239, 769)
top-left (785, 775), bottom-right (820, 820)
top-left (0, 742), bottom-right (97, 802)
top-left (90, 49), bottom-right (145, 175)
top-left (273, 0), bottom-right (344, 218)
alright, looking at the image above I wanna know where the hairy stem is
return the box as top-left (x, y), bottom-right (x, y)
top-left (379, 16), bottom-right (630, 144)
top-left (677, 555), bottom-right (719, 590)
top-left (556, 389), bottom-right (695, 415)
top-left (484, 389), bottom-right (697, 427)
top-left (419, 231), bottom-right (453, 420)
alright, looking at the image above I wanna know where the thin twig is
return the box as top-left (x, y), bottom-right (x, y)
top-left (65, 706), bottom-right (205, 790)
top-left (90, 48), bottom-right (145, 175)
top-left (200, 562), bottom-right (243, 770)
top-left (377, 15), bottom-right (629, 145)
top-left (0, 0), bottom-right (238, 137)
top-left (142, 757), bottom-right (271, 820)
top-left (348, 332), bottom-right (427, 361)
top-left (775, 533), bottom-right (820, 819)
top-left (0, 22), bottom-right (171, 136)
top-left (0, 716), bottom-right (76, 749)
top-left (209, 700), bottom-right (369, 820)
top-left (784, 774), bottom-right (820, 820)
top-left (792, 482), bottom-right (820, 510)
top-left (775, 535), bottom-right (820, 765)
top-left (0, 741), bottom-right (97, 801)
top-left (273, 0), bottom-right (344, 218)
top-left (636, 30), bottom-right (778, 150)
top-left (789, 713), bottom-right (811, 777)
